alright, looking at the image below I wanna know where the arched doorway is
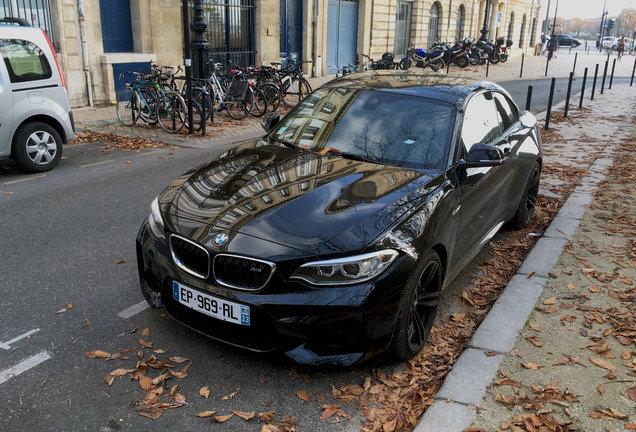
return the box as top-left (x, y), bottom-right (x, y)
top-left (519, 14), bottom-right (527, 48)
top-left (327, 0), bottom-right (359, 71)
top-left (394, 0), bottom-right (413, 57)
top-left (428, 2), bottom-right (441, 48)
top-left (508, 12), bottom-right (515, 40)
top-left (455, 5), bottom-right (465, 42)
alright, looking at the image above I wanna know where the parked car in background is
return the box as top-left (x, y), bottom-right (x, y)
top-left (0, 18), bottom-right (74, 172)
top-left (602, 36), bottom-right (618, 49)
top-left (136, 71), bottom-right (543, 366)
top-left (556, 34), bottom-right (581, 47)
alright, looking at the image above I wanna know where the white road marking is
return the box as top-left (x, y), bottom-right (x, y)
top-left (118, 301), bottom-right (150, 319)
top-left (0, 351), bottom-right (51, 385)
top-left (80, 160), bottom-right (114, 168)
top-left (2, 174), bottom-right (46, 185)
top-left (0, 329), bottom-right (41, 350)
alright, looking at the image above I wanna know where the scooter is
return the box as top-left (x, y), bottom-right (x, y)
top-left (495, 37), bottom-right (513, 63)
top-left (398, 46), bottom-right (445, 71)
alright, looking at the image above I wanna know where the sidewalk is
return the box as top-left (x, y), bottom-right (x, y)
top-left (415, 80), bottom-right (636, 431)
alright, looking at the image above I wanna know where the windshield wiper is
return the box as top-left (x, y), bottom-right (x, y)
top-left (318, 147), bottom-right (377, 164)
top-left (338, 151), bottom-right (378, 164)
top-left (268, 136), bottom-right (297, 149)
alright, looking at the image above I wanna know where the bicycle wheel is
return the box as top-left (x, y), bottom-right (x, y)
top-left (281, 76), bottom-right (310, 108)
top-left (139, 87), bottom-right (159, 125)
top-left (258, 82), bottom-right (281, 111)
top-left (157, 91), bottom-right (186, 133)
top-left (116, 87), bottom-right (138, 126)
top-left (225, 91), bottom-right (253, 120)
top-left (249, 87), bottom-right (268, 117)
top-left (193, 85), bottom-right (214, 121)
top-left (183, 100), bottom-right (204, 132)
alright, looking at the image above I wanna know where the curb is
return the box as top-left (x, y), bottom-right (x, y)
top-left (414, 93), bottom-right (628, 432)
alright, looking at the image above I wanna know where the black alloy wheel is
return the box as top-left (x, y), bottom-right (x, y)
top-left (509, 161), bottom-right (541, 229)
top-left (391, 250), bottom-right (442, 360)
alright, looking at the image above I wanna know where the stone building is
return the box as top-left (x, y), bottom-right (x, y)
top-left (1, 0), bottom-right (542, 108)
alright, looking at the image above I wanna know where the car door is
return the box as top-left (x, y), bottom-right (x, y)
top-left (0, 51), bottom-right (11, 157)
top-left (453, 91), bottom-right (511, 267)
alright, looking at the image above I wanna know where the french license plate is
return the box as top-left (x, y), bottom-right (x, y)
top-left (172, 281), bottom-right (250, 326)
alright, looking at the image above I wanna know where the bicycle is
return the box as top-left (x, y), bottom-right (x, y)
top-left (116, 71), bottom-right (187, 133)
top-left (206, 62), bottom-right (254, 120)
top-left (268, 58), bottom-right (312, 108)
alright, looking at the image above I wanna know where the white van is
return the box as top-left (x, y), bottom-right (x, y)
top-left (0, 18), bottom-right (74, 172)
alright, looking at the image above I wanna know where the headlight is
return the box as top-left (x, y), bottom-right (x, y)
top-left (290, 250), bottom-right (399, 286)
top-left (148, 197), bottom-right (165, 239)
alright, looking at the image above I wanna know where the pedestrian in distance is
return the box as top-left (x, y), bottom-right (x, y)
top-left (617, 37), bottom-right (625, 60)
top-left (547, 34), bottom-right (558, 61)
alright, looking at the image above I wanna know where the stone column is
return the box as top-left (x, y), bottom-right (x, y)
top-left (489, 0), bottom-right (499, 41)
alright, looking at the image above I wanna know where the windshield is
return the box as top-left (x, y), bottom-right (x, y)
top-left (269, 87), bottom-right (455, 170)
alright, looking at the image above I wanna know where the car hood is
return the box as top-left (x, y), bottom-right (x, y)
top-left (160, 139), bottom-right (441, 256)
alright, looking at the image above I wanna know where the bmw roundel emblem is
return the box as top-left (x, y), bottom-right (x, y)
top-left (213, 233), bottom-right (229, 247)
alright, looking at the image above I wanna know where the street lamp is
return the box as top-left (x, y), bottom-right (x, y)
top-left (190, 0), bottom-right (210, 80)
top-left (479, 0), bottom-right (491, 42)
top-left (598, 0), bottom-right (607, 50)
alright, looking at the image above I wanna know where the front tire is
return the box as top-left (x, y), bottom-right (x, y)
top-left (509, 161), bottom-right (541, 229)
top-left (391, 250), bottom-right (442, 360)
top-left (499, 53), bottom-right (508, 63)
top-left (399, 58), bottom-right (413, 70)
top-left (12, 122), bottom-right (63, 173)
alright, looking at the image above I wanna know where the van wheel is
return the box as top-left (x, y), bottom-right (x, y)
top-left (12, 122), bottom-right (63, 172)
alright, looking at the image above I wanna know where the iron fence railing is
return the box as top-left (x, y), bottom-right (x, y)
top-left (186, 0), bottom-right (255, 71)
top-left (1, 0), bottom-right (55, 46)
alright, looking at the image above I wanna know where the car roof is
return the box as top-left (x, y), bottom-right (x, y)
top-left (323, 70), bottom-right (502, 108)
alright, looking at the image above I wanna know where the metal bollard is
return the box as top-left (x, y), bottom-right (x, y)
top-left (601, 60), bottom-right (608, 94)
top-left (201, 88), bottom-right (207, 137)
top-left (520, 53), bottom-right (525, 78)
top-left (573, 52), bottom-right (578, 75)
top-left (632, 58), bottom-right (636, 86)
top-left (579, 67), bottom-right (588, 108)
top-left (591, 63), bottom-right (599, 100)
top-left (545, 54), bottom-right (550, 77)
top-left (544, 78), bottom-right (556, 130)
top-left (526, 85), bottom-right (533, 111)
top-left (486, 56), bottom-right (490, 77)
top-left (564, 72), bottom-right (574, 118)
top-left (609, 58), bottom-right (616, 89)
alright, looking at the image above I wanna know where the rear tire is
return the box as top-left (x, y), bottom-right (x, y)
top-left (391, 250), bottom-right (442, 360)
top-left (454, 55), bottom-right (469, 68)
top-left (249, 87), bottom-right (268, 117)
top-left (12, 122), bottom-right (63, 173)
top-left (499, 53), bottom-right (508, 63)
top-left (429, 59), bottom-right (445, 72)
top-left (509, 161), bottom-right (541, 229)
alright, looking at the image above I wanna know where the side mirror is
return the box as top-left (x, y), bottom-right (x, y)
top-left (261, 112), bottom-right (280, 132)
top-left (462, 143), bottom-right (504, 167)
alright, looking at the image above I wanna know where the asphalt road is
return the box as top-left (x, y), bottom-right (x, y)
top-left (0, 74), bottom-right (632, 431)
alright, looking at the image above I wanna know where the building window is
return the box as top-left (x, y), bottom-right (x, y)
top-left (455, 5), bottom-right (465, 42)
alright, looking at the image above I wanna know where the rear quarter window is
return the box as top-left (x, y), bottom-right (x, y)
top-left (0, 38), bottom-right (52, 83)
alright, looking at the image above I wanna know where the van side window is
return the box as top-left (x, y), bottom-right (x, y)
top-left (0, 39), bottom-right (52, 83)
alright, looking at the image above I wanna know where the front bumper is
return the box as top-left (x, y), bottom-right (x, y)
top-left (136, 220), bottom-right (412, 366)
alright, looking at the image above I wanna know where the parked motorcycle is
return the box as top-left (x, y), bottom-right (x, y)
top-left (442, 39), bottom-right (471, 68)
top-left (360, 53), bottom-right (396, 70)
top-left (398, 46), bottom-right (445, 71)
top-left (495, 37), bottom-right (513, 63)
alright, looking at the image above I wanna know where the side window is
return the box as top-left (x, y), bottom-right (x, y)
top-left (460, 92), bottom-right (501, 156)
top-left (493, 92), bottom-right (518, 132)
top-left (0, 39), bottom-right (52, 83)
